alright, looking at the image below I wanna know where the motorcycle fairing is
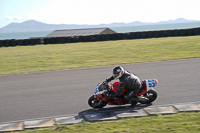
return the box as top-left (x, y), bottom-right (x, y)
top-left (111, 79), bottom-right (158, 96)
top-left (92, 94), bottom-right (127, 105)
top-left (91, 79), bottom-right (158, 106)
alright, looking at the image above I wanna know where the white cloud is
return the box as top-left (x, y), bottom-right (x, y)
top-left (5, 13), bottom-right (36, 21)
top-left (3, 0), bottom-right (200, 26)
top-left (37, 0), bottom-right (200, 25)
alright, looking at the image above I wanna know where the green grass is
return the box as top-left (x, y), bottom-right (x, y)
top-left (2, 37), bottom-right (200, 132)
top-left (0, 36), bottom-right (200, 75)
top-left (18, 112), bottom-right (200, 133)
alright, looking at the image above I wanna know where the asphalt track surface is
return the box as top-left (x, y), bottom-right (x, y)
top-left (0, 58), bottom-right (200, 123)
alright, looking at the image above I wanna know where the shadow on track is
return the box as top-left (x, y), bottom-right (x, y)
top-left (78, 103), bottom-right (152, 115)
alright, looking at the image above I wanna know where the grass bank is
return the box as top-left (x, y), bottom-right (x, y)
top-left (0, 36), bottom-right (200, 75)
top-left (19, 112), bottom-right (200, 133)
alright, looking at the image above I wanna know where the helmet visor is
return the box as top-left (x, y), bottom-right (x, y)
top-left (113, 72), bottom-right (120, 78)
top-left (113, 66), bottom-right (124, 79)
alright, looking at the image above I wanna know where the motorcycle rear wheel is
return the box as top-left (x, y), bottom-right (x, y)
top-left (88, 96), bottom-right (108, 108)
top-left (139, 88), bottom-right (158, 104)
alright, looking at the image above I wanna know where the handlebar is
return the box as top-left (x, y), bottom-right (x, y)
top-left (102, 83), bottom-right (112, 93)
top-left (103, 83), bottom-right (109, 88)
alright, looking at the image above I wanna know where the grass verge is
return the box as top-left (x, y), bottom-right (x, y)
top-left (0, 36), bottom-right (200, 75)
top-left (18, 112), bottom-right (200, 133)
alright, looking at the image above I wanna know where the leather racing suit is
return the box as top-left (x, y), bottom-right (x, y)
top-left (106, 70), bottom-right (142, 102)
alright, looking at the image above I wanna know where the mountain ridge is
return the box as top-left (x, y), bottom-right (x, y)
top-left (0, 18), bottom-right (199, 33)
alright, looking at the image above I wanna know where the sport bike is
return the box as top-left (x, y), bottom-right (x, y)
top-left (88, 79), bottom-right (158, 108)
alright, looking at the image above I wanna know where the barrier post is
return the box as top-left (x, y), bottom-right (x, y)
top-left (24, 39), bottom-right (28, 46)
top-left (99, 34), bottom-right (104, 41)
top-left (82, 36), bottom-right (87, 42)
top-left (47, 38), bottom-right (53, 44)
top-left (34, 38), bottom-right (41, 45)
top-left (129, 32), bottom-right (134, 39)
top-left (65, 37), bottom-right (70, 43)
top-left (76, 36), bottom-right (81, 42)
top-left (17, 39), bottom-right (24, 46)
top-left (89, 35), bottom-right (94, 42)
top-left (134, 32), bottom-right (141, 39)
top-left (141, 32), bottom-right (147, 39)
top-left (64, 37), bottom-right (69, 43)
top-left (118, 33), bottom-right (124, 40)
top-left (1, 40), bottom-right (5, 47)
top-left (74, 36), bottom-right (78, 42)
top-left (71, 36), bottom-right (77, 43)
top-left (4, 40), bottom-right (11, 47)
top-left (10, 39), bottom-right (16, 46)
top-left (111, 33), bottom-right (116, 40)
top-left (193, 28), bottom-right (200, 35)
top-left (157, 31), bottom-right (165, 37)
top-left (43, 38), bottom-right (50, 44)
top-left (48, 38), bottom-right (53, 44)
top-left (166, 30), bottom-right (173, 37)
top-left (105, 34), bottom-right (110, 41)
top-left (122, 33), bottom-right (128, 39)
top-left (56, 37), bottom-right (61, 43)
top-left (94, 35), bottom-right (100, 41)
top-left (69, 37), bottom-right (74, 43)
top-left (0, 40), bottom-right (3, 47)
top-left (100, 34), bottom-right (105, 41)
top-left (29, 39), bottom-right (35, 45)
top-left (179, 29), bottom-right (186, 36)
top-left (173, 30), bottom-right (179, 36)
top-left (146, 31), bottom-right (153, 38)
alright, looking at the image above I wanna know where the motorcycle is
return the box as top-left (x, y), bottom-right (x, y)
top-left (88, 79), bottom-right (158, 108)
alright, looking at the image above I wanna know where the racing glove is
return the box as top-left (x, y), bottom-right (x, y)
top-left (102, 80), bottom-right (108, 85)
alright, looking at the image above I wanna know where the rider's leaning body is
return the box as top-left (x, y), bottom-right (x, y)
top-left (104, 66), bottom-right (148, 103)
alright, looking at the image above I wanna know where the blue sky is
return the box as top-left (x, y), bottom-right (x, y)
top-left (1, 0), bottom-right (200, 28)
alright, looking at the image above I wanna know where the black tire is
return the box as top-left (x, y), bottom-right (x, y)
top-left (139, 88), bottom-right (158, 104)
top-left (88, 96), bottom-right (107, 108)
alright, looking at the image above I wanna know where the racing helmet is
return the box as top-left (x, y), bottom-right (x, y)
top-left (113, 66), bottom-right (124, 79)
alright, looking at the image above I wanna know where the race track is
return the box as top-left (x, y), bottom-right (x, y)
top-left (0, 58), bottom-right (200, 123)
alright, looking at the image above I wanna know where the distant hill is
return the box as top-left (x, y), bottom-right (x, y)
top-left (0, 18), bottom-right (199, 33)
top-left (156, 18), bottom-right (199, 24)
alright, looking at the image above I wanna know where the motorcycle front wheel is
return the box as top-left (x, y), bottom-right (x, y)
top-left (88, 96), bottom-right (108, 108)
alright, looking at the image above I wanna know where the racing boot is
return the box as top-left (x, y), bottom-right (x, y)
top-left (130, 97), bottom-right (139, 103)
top-left (124, 96), bottom-right (139, 106)
top-left (138, 96), bottom-right (149, 104)
top-left (129, 97), bottom-right (139, 107)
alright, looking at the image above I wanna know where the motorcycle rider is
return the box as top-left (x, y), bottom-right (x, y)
top-left (103, 66), bottom-right (148, 104)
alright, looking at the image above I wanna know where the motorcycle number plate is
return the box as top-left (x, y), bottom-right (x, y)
top-left (145, 79), bottom-right (158, 90)
top-left (147, 79), bottom-right (156, 88)
top-left (94, 87), bottom-right (99, 94)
